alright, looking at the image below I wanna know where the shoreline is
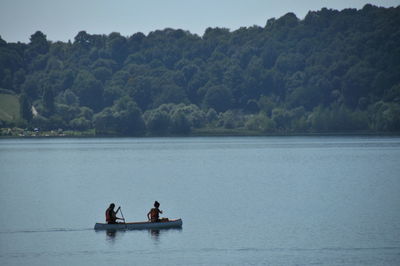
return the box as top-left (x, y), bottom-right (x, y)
top-left (1, 127), bottom-right (400, 139)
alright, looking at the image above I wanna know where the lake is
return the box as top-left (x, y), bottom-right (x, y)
top-left (0, 136), bottom-right (400, 265)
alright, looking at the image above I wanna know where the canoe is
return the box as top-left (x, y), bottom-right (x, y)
top-left (94, 218), bottom-right (182, 230)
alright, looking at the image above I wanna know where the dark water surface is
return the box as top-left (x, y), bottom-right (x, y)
top-left (1, 136), bottom-right (400, 265)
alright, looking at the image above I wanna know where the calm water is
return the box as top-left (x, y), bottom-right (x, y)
top-left (0, 136), bottom-right (400, 265)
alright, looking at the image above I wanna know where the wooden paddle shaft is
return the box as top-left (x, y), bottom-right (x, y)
top-left (119, 207), bottom-right (126, 222)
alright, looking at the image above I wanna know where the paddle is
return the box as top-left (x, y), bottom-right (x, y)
top-left (118, 206), bottom-right (126, 223)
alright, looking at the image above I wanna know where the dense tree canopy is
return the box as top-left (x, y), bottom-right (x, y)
top-left (1, 4), bottom-right (400, 135)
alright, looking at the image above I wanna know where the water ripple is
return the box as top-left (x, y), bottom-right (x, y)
top-left (0, 228), bottom-right (92, 234)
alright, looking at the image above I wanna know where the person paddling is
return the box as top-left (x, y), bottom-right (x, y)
top-left (105, 203), bottom-right (123, 224)
top-left (147, 201), bottom-right (163, 222)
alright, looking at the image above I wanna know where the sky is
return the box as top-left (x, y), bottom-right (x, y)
top-left (0, 0), bottom-right (399, 43)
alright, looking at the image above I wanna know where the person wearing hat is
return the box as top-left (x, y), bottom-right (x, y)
top-left (105, 203), bottom-right (123, 224)
top-left (147, 201), bottom-right (163, 222)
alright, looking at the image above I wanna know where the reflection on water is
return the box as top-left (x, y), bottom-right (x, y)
top-left (150, 229), bottom-right (160, 242)
top-left (106, 229), bottom-right (117, 238)
top-left (105, 230), bottom-right (119, 243)
top-left (101, 228), bottom-right (183, 244)
top-left (101, 229), bottom-right (128, 243)
top-left (149, 228), bottom-right (183, 244)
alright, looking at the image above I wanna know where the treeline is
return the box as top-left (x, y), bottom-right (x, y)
top-left (1, 4), bottom-right (400, 135)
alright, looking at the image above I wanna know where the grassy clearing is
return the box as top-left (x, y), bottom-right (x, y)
top-left (0, 94), bottom-right (20, 122)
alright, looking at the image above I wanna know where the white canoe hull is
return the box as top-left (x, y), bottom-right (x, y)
top-left (94, 219), bottom-right (182, 230)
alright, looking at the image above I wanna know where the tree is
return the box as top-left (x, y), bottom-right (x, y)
top-left (170, 110), bottom-right (191, 134)
top-left (58, 89), bottom-right (79, 106)
top-left (2, 6), bottom-right (400, 134)
top-left (19, 93), bottom-right (32, 122)
top-left (55, 104), bottom-right (80, 124)
top-left (113, 97), bottom-right (145, 135)
top-left (126, 76), bottom-right (152, 110)
top-left (245, 113), bottom-right (276, 132)
top-left (74, 31), bottom-right (91, 49)
top-left (206, 108), bottom-right (218, 123)
top-left (107, 32), bottom-right (128, 64)
top-left (204, 85), bottom-right (233, 113)
top-left (93, 97), bottom-right (145, 135)
top-left (27, 31), bottom-right (49, 56)
top-left (42, 86), bottom-right (55, 114)
top-left (93, 108), bottom-right (115, 134)
top-left (310, 104), bottom-right (369, 131)
top-left (271, 108), bottom-right (292, 130)
top-left (275, 53), bottom-right (305, 74)
top-left (153, 83), bottom-right (187, 107)
top-left (219, 110), bottom-right (237, 129)
top-left (144, 109), bottom-right (170, 135)
top-left (69, 117), bottom-right (91, 130)
top-left (369, 102), bottom-right (400, 131)
top-left (72, 71), bottom-right (104, 111)
top-left (342, 62), bottom-right (375, 108)
top-left (93, 67), bottom-right (112, 83)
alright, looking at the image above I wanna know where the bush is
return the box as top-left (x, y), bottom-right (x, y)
top-left (144, 110), bottom-right (170, 135)
top-left (206, 108), bottom-right (218, 123)
top-left (245, 113), bottom-right (276, 132)
top-left (170, 110), bottom-right (191, 134)
top-left (311, 105), bottom-right (369, 131)
top-left (369, 101), bottom-right (400, 131)
top-left (69, 117), bottom-right (92, 130)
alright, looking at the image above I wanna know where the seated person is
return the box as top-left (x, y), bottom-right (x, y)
top-left (147, 201), bottom-right (163, 222)
top-left (105, 203), bottom-right (122, 224)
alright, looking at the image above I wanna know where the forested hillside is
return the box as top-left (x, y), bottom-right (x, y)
top-left (1, 4), bottom-right (399, 136)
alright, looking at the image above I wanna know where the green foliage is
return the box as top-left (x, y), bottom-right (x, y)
top-left (310, 104), bottom-right (369, 131)
top-left (72, 71), bottom-right (104, 111)
top-left (170, 104), bottom-right (206, 128)
top-left (271, 108), bottom-right (292, 130)
top-left (369, 101), bottom-right (400, 131)
top-left (31, 115), bottom-right (49, 129)
top-left (56, 89), bottom-right (79, 106)
top-left (69, 117), bottom-right (92, 130)
top-left (143, 103), bottom-right (206, 135)
top-left (258, 96), bottom-right (276, 116)
top-left (383, 84), bottom-right (400, 103)
top-left (42, 86), bottom-right (55, 114)
top-left (245, 113), bottom-right (276, 132)
top-left (204, 85), bottom-right (233, 112)
top-left (206, 108), bottom-right (218, 123)
top-left (144, 109), bottom-right (170, 135)
top-left (93, 67), bottom-right (112, 82)
top-left (219, 111), bottom-right (236, 129)
top-left (1, 5), bottom-right (400, 135)
top-left (170, 110), bottom-right (191, 134)
top-left (19, 93), bottom-right (32, 122)
top-left (94, 96), bottom-right (145, 136)
top-left (55, 103), bottom-right (76, 119)
top-left (113, 97), bottom-right (145, 135)
top-left (125, 76), bottom-right (152, 110)
top-left (93, 108), bottom-right (115, 133)
top-left (25, 31), bottom-right (50, 60)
